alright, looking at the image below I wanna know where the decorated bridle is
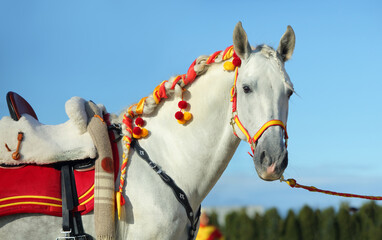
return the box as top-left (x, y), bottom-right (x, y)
top-left (224, 46), bottom-right (289, 155)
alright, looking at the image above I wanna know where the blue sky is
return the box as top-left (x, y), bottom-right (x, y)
top-left (1, 1), bottom-right (382, 214)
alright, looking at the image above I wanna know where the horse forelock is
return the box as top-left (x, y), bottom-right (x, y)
top-left (251, 44), bottom-right (293, 88)
top-left (254, 44), bottom-right (283, 62)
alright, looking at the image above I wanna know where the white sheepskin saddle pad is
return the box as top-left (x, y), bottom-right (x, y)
top-left (0, 97), bottom-right (99, 165)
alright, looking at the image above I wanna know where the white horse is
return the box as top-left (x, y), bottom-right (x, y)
top-left (0, 22), bottom-right (295, 240)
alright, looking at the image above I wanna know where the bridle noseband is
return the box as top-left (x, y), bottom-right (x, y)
top-left (229, 66), bottom-right (289, 154)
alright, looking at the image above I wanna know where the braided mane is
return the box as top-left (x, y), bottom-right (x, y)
top-left (115, 46), bottom-right (237, 218)
top-left (120, 46), bottom-right (235, 121)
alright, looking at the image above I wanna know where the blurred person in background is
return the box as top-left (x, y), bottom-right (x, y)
top-left (196, 210), bottom-right (224, 240)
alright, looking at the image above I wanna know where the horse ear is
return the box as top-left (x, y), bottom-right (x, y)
top-left (277, 25), bottom-right (296, 62)
top-left (233, 21), bottom-right (252, 60)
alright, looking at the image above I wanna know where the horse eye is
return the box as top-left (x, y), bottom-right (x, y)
top-left (243, 85), bottom-right (252, 94)
top-left (287, 89), bottom-right (294, 98)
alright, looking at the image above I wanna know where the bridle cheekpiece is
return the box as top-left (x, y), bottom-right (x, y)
top-left (226, 49), bottom-right (289, 155)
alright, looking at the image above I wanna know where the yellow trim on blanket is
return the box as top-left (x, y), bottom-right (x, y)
top-left (79, 185), bottom-right (94, 200)
top-left (0, 201), bottom-right (62, 209)
top-left (0, 184), bottom-right (95, 210)
top-left (80, 194), bottom-right (94, 206)
top-left (0, 195), bottom-right (62, 203)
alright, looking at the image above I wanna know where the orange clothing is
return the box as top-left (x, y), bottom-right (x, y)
top-left (196, 224), bottom-right (224, 240)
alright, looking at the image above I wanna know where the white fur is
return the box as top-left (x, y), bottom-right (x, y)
top-left (65, 96), bottom-right (88, 134)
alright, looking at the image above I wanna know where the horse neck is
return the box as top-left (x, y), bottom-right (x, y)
top-left (136, 65), bottom-right (240, 209)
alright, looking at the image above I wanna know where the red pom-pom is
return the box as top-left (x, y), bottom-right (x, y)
top-left (175, 111), bottom-right (184, 120)
top-left (135, 117), bottom-right (144, 126)
top-left (178, 101), bottom-right (188, 109)
top-left (133, 127), bottom-right (142, 135)
top-left (232, 57), bottom-right (241, 67)
top-left (233, 51), bottom-right (240, 59)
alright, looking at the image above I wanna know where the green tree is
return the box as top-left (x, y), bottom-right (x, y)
top-left (298, 205), bottom-right (319, 240)
top-left (336, 203), bottom-right (353, 240)
top-left (223, 208), bottom-right (255, 240)
top-left (318, 207), bottom-right (338, 240)
top-left (262, 208), bottom-right (282, 240)
top-left (280, 209), bottom-right (301, 240)
top-left (209, 210), bottom-right (220, 229)
top-left (252, 212), bottom-right (264, 240)
top-left (236, 208), bottom-right (255, 240)
top-left (350, 211), bottom-right (362, 240)
top-left (224, 211), bottom-right (239, 240)
top-left (221, 202), bottom-right (382, 240)
top-left (313, 209), bottom-right (322, 238)
top-left (357, 201), bottom-right (382, 240)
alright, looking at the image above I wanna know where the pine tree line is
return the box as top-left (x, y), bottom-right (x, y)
top-left (208, 201), bottom-right (382, 240)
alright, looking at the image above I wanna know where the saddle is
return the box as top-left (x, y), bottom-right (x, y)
top-left (0, 95), bottom-right (97, 165)
top-left (0, 92), bottom-right (119, 240)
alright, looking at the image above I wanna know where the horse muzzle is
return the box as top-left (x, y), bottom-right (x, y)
top-left (230, 116), bottom-right (289, 181)
top-left (254, 144), bottom-right (288, 181)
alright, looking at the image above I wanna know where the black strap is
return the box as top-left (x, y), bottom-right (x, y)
top-left (108, 123), bottom-right (123, 142)
top-left (131, 140), bottom-right (201, 239)
top-left (61, 165), bottom-right (75, 233)
top-left (60, 165), bottom-right (91, 239)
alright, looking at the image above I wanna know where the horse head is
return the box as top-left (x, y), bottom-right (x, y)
top-left (232, 22), bottom-right (295, 181)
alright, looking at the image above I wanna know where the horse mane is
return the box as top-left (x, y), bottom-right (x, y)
top-left (126, 54), bottom-right (211, 118)
top-left (118, 46), bottom-right (234, 124)
top-left (253, 44), bottom-right (292, 87)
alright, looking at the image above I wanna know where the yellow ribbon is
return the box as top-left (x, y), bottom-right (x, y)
top-left (136, 97), bottom-right (147, 115)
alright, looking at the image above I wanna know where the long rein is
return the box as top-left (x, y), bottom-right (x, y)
top-left (227, 53), bottom-right (382, 202)
top-left (230, 68), bottom-right (382, 201)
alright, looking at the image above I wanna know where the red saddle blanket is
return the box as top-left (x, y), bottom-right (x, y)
top-left (0, 165), bottom-right (94, 217)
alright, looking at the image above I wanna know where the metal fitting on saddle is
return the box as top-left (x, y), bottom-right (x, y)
top-left (5, 131), bottom-right (24, 161)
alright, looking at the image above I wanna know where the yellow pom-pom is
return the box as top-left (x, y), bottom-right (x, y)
top-left (223, 61), bottom-right (235, 71)
top-left (133, 133), bottom-right (141, 139)
top-left (177, 119), bottom-right (187, 124)
top-left (183, 112), bottom-right (192, 121)
top-left (141, 128), bottom-right (149, 137)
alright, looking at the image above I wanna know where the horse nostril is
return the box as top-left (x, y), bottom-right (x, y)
top-left (259, 151), bottom-right (266, 165)
top-left (280, 152), bottom-right (288, 170)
